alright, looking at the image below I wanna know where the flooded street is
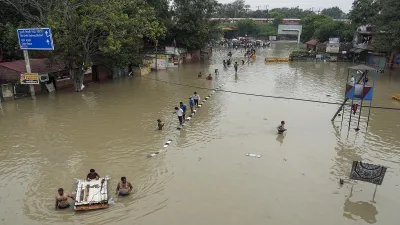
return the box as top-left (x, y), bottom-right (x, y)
top-left (1, 42), bottom-right (400, 224)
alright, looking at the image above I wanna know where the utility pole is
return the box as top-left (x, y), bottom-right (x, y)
top-left (265, 5), bottom-right (269, 22)
top-left (23, 50), bottom-right (36, 100)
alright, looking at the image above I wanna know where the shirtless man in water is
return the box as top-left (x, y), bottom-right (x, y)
top-left (87, 169), bottom-right (100, 181)
top-left (116, 177), bottom-right (133, 196)
top-left (55, 188), bottom-right (74, 209)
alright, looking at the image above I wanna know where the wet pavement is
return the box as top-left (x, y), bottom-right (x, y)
top-left (1, 43), bottom-right (400, 224)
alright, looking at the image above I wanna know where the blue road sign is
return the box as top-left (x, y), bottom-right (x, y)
top-left (17, 28), bottom-right (54, 50)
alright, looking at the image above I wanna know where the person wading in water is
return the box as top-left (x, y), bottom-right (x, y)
top-left (234, 62), bottom-right (238, 73)
top-left (189, 96), bottom-right (194, 113)
top-left (174, 106), bottom-right (184, 125)
top-left (86, 169), bottom-right (100, 181)
top-left (277, 121), bottom-right (287, 134)
top-left (55, 188), bottom-right (74, 209)
top-left (157, 119), bottom-right (164, 130)
top-left (116, 177), bottom-right (133, 196)
top-left (180, 102), bottom-right (187, 121)
top-left (193, 92), bottom-right (200, 108)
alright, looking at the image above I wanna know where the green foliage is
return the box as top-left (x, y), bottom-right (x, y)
top-left (235, 19), bottom-right (277, 37)
top-left (0, 23), bottom-right (21, 61)
top-left (349, 0), bottom-right (381, 26)
top-left (214, 3), bottom-right (315, 19)
top-left (268, 7), bottom-right (314, 19)
top-left (172, 0), bottom-right (218, 50)
top-left (48, 0), bottom-right (165, 90)
top-left (257, 23), bottom-right (278, 36)
top-left (215, 0), bottom-right (246, 18)
top-left (248, 10), bottom-right (267, 18)
top-left (236, 19), bottom-right (259, 36)
top-left (0, 1), bottom-right (35, 61)
top-left (321, 7), bottom-right (346, 19)
top-left (268, 11), bottom-right (282, 19)
top-left (372, 0), bottom-right (400, 52)
top-left (301, 15), bottom-right (332, 42)
top-left (301, 14), bottom-right (354, 43)
top-left (273, 16), bottom-right (283, 28)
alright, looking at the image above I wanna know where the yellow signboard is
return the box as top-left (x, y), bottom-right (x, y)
top-left (157, 54), bottom-right (167, 60)
top-left (20, 73), bottom-right (40, 84)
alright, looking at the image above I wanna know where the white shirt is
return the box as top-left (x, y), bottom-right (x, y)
top-left (193, 94), bottom-right (200, 100)
top-left (350, 77), bottom-right (355, 85)
top-left (176, 108), bottom-right (183, 116)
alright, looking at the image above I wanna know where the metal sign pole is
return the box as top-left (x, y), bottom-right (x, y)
top-left (23, 50), bottom-right (36, 100)
top-left (155, 41), bottom-right (158, 71)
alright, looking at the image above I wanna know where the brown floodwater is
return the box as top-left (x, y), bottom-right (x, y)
top-left (1, 43), bottom-right (400, 225)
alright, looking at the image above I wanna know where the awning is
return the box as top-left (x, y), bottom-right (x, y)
top-left (305, 39), bottom-right (318, 46)
top-left (348, 64), bottom-right (376, 71)
top-left (349, 48), bottom-right (366, 54)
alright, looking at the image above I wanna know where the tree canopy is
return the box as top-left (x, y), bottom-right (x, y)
top-left (349, 0), bottom-right (381, 26)
top-left (171, 0), bottom-right (218, 50)
top-left (0, 0), bottom-right (223, 91)
top-left (47, 0), bottom-right (165, 90)
top-left (268, 7), bottom-right (314, 19)
top-left (371, 0), bottom-right (400, 52)
top-left (321, 7), bottom-right (346, 19)
top-left (301, 14), bottom-right (354, 43)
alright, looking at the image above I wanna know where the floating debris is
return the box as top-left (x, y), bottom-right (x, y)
top-left (246, 153), bottom-right (262, 158)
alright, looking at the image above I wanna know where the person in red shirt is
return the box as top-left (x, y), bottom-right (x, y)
top-left (352, 104), bottom-right (359, 115)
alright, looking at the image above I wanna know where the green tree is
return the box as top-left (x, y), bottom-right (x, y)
top-left (349, 0), bottom-right (381, 26)
top-left (268, 11), bottom-right (283, 27)
top-left (214, 0), bottom-right (247, 18)
top-left (256, 23), bottom-right (278, 36)
top-left (301, 14), bottom-right (334, 42)
top-left (0, 0), bottom-right (52, 61)
top-left (321, 7), bottom-right (345, 19)
top-left (236, 19), bottom-right (259, 36)
top-left (171, 0), bottom-right (218, 50)
top-left (48, 0), bottom-right (165, 91)
top-left (373, 0), bottom-right (400, 52)
top-left (269, 7), bottom-right (314, 19)
top-left (0, 23), bottom-right (21, 61)
top-left (0, 0), bottom-right (59, 25)
top-left (301, 14), bottom-right (355, 42)
top-left (273, 16), bottom-right (283, 28)
top-left (248, 10), bottom-right (265, 18)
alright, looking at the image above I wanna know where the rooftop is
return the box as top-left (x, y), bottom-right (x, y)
top-left (0, 58), bottom-right (66, 80)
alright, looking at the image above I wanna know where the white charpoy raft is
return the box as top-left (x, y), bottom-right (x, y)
top-left (74, 176), bottom-right (110, 211)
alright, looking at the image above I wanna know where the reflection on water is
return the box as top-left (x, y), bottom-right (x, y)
top-left (343, 185), bottom-right (378, 224)
top-left (0, 42), bottom-right (400, 224)
top-left (276, 134), bottom-right (285, 146)
top-left (344, 198), bottom-right (378, 224)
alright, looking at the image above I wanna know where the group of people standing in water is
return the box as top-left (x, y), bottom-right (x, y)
top-left (173, 92), bottom-right (201, 126)
top-left (198, 72), bottom-right (214, 80)
top-left (55, 169), bottom-right (133, 210)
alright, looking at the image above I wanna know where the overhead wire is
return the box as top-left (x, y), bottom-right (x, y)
top-left (140, 76), bottom-right (400, 111)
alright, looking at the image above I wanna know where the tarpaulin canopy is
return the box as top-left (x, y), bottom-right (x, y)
top-left (348, 64), bottom-right (376, 71)
top-left (349, 48), bottom-right (366, 54)
top-left (305, 39), bottom-right (318, 46)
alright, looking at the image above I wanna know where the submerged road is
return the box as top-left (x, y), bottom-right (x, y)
top-left (0, 43), bottom-right (400, 225)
